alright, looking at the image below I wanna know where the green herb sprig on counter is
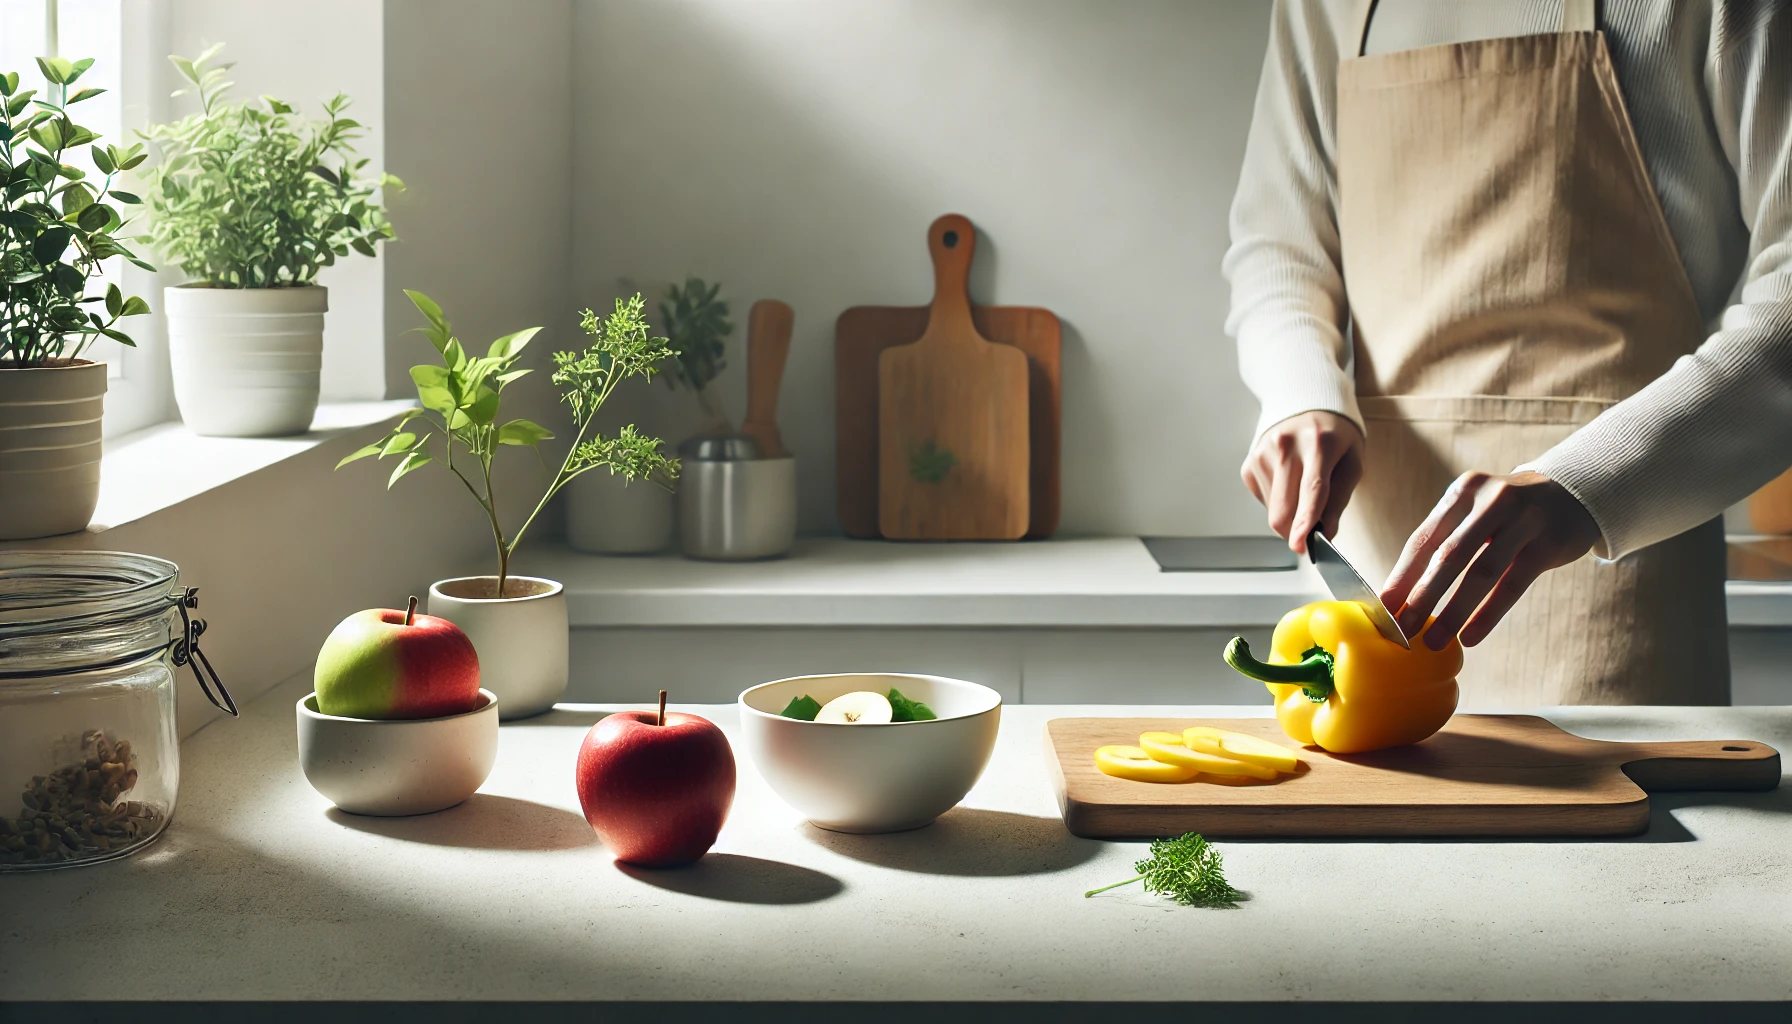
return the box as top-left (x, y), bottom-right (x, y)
top-left (778, 688), bottom-right (937, 722)
top-left (1084, 832), bottom-right (1244, 908)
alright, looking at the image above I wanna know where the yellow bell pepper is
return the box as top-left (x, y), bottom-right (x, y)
top-left (1223, 600), bottom-right (1461, 754)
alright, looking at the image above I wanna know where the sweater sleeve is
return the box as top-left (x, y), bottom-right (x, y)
top-left (1222, 0), bottom-right (1364, 441)
top-left (1526, 6), bottom-right (1792, 560)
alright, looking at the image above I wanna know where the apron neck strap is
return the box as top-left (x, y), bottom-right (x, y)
top-left (1352, 0), bottom-right (1597, 58)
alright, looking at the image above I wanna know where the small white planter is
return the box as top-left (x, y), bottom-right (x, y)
top-left (165, 284), bottom-right (326, 437)
top-left (566, 471), bottom-right (675, 554)
top-left (0, 360), bottom-right (106, 539)
top-left (427, 576), bottom-right (568, 720)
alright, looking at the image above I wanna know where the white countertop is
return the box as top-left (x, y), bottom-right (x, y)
top-left (4, 674), bottom-right (1788, 1007)
top-left (524, 537), bottom-right (1792, 629)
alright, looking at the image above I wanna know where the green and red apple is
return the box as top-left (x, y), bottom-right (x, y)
top-left (315, 601), bottom-right (481, 720)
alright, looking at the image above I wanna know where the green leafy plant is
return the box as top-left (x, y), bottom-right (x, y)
top-left (1, 59), bottom-right (153, 367)
top-left (1084, 832), bottom-right (1244, 907)
top-left (908, 440), bottom-right (958, 483)
top-left (139, 45), bottom-right (399, 288)
top-left (338, 291), bottom-right (679, 595)
top-left (658, 275), bottom-right (733, 430)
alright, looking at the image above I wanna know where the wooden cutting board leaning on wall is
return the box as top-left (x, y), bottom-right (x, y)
top-left (877, 216), bottom-right (1030, 540)
top-left (835, 214), bottom-right (1062, 538)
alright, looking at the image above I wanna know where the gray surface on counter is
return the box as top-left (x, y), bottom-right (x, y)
top-left (3, 674), bottom-right (1789, 1004)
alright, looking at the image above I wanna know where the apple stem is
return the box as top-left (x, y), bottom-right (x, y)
top-left (657, 689), bottom-right (667, 727)
top-left (405, 595), bottom-right (417, 626)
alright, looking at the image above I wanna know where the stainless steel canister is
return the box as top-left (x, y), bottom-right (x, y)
top-left (677, 435), bottom-right (797, 561)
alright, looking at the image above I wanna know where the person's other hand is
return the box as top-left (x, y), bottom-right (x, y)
top-left (1240, 411), bottom-right (1364, 554)
top-left (1381, 470), bottom-right (1601, 650)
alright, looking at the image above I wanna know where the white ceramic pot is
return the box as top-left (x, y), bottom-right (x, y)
top-left (427, 576), bottom-right (568, 720)
top-left (738, 673), bottom-right (1002, 833)
top-left (566, 471), bottom-right (675, 554)
top-left (165, 284), bottom-right (326, 437)
top-left (0, 360), bottom-right (105, 539)
top-left (296, 688), bottom-right (499, 816)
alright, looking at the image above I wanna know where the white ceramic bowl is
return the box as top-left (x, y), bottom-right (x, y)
top-left (738, 673), bottom-right (1002, 833)
top-left (296, 689), bottom-right (499, 816)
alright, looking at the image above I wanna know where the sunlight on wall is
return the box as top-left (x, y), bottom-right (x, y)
top-left (575, 0), bottom-right (1273, 536)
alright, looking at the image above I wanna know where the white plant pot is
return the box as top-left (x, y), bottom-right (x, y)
top-left (566, 471), bottom-right (675, 554)
top-left (427, 576), bottom-right (568, 720)
top-left (165, 284), bottom-right (326, 437)
top-left (0, 360), bottom-right (105, 539)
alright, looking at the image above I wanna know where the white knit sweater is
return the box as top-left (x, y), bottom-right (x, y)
top-left (1223, 0), bottom-right (1792, 559)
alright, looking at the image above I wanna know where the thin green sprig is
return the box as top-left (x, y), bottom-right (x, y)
top-left (1084, 832), bottom-right (1245, 908)
top-left (337, 292), bottom-right (678, 596)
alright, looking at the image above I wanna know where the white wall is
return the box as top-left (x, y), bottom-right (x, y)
top-left (572, 0), bottom-right (1273, 537)
top-left (161, 0), bottom-right (388, 403)
top-left (382, 0), bottom-right (576, 541)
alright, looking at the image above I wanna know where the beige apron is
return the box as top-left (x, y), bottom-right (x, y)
top-left (1333, 0), bottom-right (1729, 705)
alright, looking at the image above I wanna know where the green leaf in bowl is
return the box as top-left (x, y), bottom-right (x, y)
top-left (888, 688), bottom-right (937, 722)
top-left (779, 694), bottom-right (822, 721)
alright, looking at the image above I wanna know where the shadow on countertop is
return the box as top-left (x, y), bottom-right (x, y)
top-left (802, 807), bottom-right (1102, 875)
top-left (618, 853), bottom-right (844, 904)
top-left (325, 794), bottom-right (598, 851)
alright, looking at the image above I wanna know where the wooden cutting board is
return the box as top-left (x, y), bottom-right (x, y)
top-left (836, 214), bottom-right (1061, 538)
top-left (876, 215), bottom-right (1030, 540)
top-left (1047, 716), bottom-right (1781, 839)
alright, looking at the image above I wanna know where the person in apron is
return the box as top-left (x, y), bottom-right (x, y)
top-left (1227, 0), bottom-right (1781, 705)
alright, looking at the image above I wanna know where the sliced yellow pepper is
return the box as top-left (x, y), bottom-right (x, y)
top-left (1182, 726), bottom-right (1304, 774)
top-left (1138, 732), bottom-right (1279, 780)
top-left (1094, 744), bottom-right (1199, 783)
top-left (1224, 600), bottom-right (1462, 754)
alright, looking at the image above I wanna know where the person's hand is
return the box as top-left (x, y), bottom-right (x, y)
top-left (1381, 470), bottom-right (1601, 650)
top-left (1240, 411), bottom-right (1364, 554)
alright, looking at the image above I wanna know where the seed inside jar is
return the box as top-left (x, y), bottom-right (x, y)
top-left (0, 730), bottom-right (163, 867)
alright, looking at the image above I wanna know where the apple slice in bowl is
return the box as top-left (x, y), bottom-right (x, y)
top-left (737, 673), bottom-right (1002, 834)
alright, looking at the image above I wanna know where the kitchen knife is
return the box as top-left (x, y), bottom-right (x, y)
top-left (1307, 531), bottom-right (1410, 649)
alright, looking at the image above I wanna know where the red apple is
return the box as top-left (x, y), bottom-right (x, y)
top-left (314, 598), bottom-right (481, 720)
top-left (575, 698), bottom-right (735, 867)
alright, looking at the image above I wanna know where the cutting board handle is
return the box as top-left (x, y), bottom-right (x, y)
top-left (1612, 739), bottom-right (1781, 792)
top-left (922, 213), bottom-right (978, 343)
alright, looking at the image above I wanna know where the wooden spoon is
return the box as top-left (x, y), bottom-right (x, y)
top-left (741, 299), bottom-right (794, 458)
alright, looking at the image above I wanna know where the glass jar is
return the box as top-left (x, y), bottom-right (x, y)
top-left (0, 551), bottom-right (233, 871)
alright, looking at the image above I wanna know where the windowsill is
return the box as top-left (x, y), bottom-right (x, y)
top-left (89, 400), bottom-right (417, 531)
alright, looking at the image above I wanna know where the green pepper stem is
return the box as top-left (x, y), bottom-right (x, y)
top-left (1084, 875), bottom-right (1145, 898)
top-left (1222, 637), bottom-right (1334, 702)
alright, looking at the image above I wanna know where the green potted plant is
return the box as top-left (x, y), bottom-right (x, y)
top-left (565, 276), bottom-right (734, 555)
top-left (140, 45), bottom-right (400, 438)
top-left (338, 291), bottom-right (678, 718)
top-left (0, 58), bottom-right (153, 539)
top-left (660, 275), bottom-right (735, 435)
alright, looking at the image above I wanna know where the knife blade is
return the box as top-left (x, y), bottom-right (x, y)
top-left (1306, 531), bottom-right (1410, 649)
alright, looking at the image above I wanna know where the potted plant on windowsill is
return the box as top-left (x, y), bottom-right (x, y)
top-left (338, 291), bottom-right (678, 719)
top-left (0, 59), bottom-right (154, 540)
top-left (139, 45), bottom-right (400, 438)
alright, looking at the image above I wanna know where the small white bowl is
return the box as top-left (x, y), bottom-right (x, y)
top-left (296, 689), bottom-right (499, 816)
top-left (738, 673), bottom-right (1002, 833)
